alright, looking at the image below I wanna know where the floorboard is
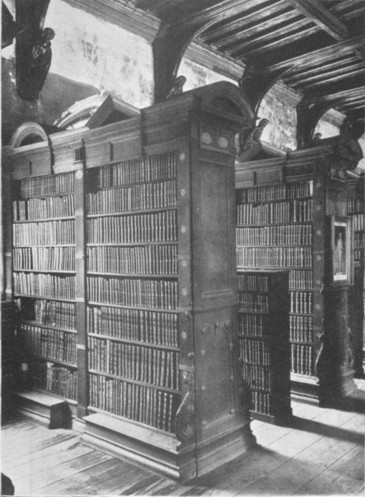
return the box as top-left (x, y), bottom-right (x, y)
top-left (2, 395), bottom-right (364, 496)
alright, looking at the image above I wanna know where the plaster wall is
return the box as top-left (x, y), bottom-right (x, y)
top-left (258, 81), bottom-right (301, 152)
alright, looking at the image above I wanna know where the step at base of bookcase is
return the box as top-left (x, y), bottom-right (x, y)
top-left (250, 409), bottom-right (293, 426)
top-left (290, 374), bottom-right (319, 404)
top-left (82, 412), bottom-right (196, 481)
top-left (82, 412), bottom-right (256, 482)
top-left (14, 390), bottom-right (72, 429)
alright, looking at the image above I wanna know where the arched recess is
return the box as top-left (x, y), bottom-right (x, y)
top-left (296, 100), bottom-right (334, 149)
top-left (153, 15), bottom-right (254, 122)
top-left (9, 122), bottom-right (49, 148)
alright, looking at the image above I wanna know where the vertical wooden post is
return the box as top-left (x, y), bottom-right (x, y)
top-left (74, 149), bottom-right (88, 418)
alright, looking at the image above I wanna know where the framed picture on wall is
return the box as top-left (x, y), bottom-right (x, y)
top-left (329, 216), bottom-right (353, 284)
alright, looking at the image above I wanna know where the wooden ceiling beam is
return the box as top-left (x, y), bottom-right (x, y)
top-left (303, 67), bottom-right (365, 89)
top-left (234, 25), bottom-right (318, 59)
top-left (307, 79), bottom-right (365, 102)
top-left (228, 18), bottom-right (311, 55)
top-left (253, 35), bottom-right (365, 75)
top-left (324, 86), bottom-right (365, 103)
top-left (340, 100), bottom-right (365, 111)
top-left (202, 0), bottom-right (288, 42)
top-left (286, 0), bottom-right (348, 40)
top-left (290, 62), bottom-right (365, 86)
top-left (211, 10), bottom-right (299, 49)
top-left (285, 55), bottom-right (360, 81)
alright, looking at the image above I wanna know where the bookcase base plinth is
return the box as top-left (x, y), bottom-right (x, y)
top-left (250, 409), bottom-right (293, 426)
top-left (290, 374), bottom-right (319, 404)
top-left (14, 390), bottom-right (72, 429)
top-left (195, 421), bottom-right (256, 478)
top-left (82, 412), bottom-right (197, 481)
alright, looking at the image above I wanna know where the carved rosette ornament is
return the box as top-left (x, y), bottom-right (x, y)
top-left (175, 371), bottom-right (195, 442)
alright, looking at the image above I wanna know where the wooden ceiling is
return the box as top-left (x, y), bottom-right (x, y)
top-left (135, 0), bottom-right (365, 124)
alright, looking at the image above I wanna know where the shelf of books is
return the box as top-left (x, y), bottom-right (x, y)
top-left (347, 178), bottom-right (364, 378)
top-left (85, 152), bottom-right (181, 434)
top-left (237, 270), bottom-right (292, 424)
top-left (4, 82), bottom-right (256, 481)
top-left (236, 181), bottom-right (316, 384)
top-left (12, 172), bottom-right (78, 406)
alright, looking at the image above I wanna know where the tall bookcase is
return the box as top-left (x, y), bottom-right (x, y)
top-left (237, 270), bottom-right (292, 424)
top-left (3, 82), bottom-right (256, 481)
top-left (347, 177), bottom-right (364, 378)
top-left (12, 172), bottom-right (78, 405)
top-left (235, 143), bottom-right (361, 406)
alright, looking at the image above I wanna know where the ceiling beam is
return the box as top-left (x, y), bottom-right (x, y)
top-left (235, 25), bottom-right (318, 59)
top-left (203, 0), bottom-right (288, 42)
top-left (285, 55), bottom-right (359, 81)
top-left (228, 18), bottom-right (311, 56)
top-left (211, 10), bottom-right (299, 49)
top-left (252, 35), bottom-right (365, 75)
top-left (286, 0), bottom-right (348, 40)
top-left (291, 62), bottom-right (365, 87)
top-left (306, 83), bottom-right (365, 104)
top-left (303, 67), bottom-right (365, 89)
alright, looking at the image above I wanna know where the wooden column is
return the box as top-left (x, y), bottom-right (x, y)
top-left (74, 150), bottom-right (88, 418)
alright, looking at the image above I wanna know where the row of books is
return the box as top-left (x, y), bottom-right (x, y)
top-left (291, 344), bottom-right (313, 376)
top-left (13, 246), bottom-right (76, 272)
top-left (87, 276), bottom-right (178, 310)
top-left (290, 291), bottom-right (313, 315)
top-left (20, 324), bottom-right (76, 364)
top-left (237, 246), bottom-right (312, 268)
top-left (237, 273), bottom-right (269, 293)
top-left (86, 180), bottom-right (177, 214)
top-left (87, 211), bottom-right (177, 243)
top-left (87, 245), bottom-right (178, 275)
top-left (238, 293), bottom-right (269, 313)
top-left (242, 363), bottom-right (271, 390)
top-left (15, 298), bottom-right (76, 330)
top-left (13, 220), bottom-right (75, 246)
top-left (18, 173), bottom-right (75, 199)
top-left (236, 199), bottom-right (313, 225)
top-left (250, 390), bottom-right (272, 415)
top-left (239, 338), bottom-right (270, 365)
top-left (13, 195), bottom-right (75, 221)
top-left (97, 153), bottom-right (177, 188)
top-left (236, 182), bottom-right (312, 203)
top-left (354, 232), bottom-right (364, 251)
top-left (29, 360), bottom-right (78, 401)
top-left (347, 198), bottom-right (364, 215)
top-left (352, 213), bottom-right (364, 232)
top-left (289, 270), bottom-right (313, 291)
top-left (236, 224), bottom-right (312, 247)
top-left (87, 306), bottom-right (178, 347)
top-left (238, 314), bottom-right (265, 337)
top-left (88, 337), bottom-right (179, 389)
top-left (289, 315), bottom-right (313, 343)
top-left (89, 373), bottom-right (177, 432)
top-left (14, 273), bottom-right (75, 300)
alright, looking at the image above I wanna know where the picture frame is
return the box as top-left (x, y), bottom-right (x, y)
top-left (329, 216), bottom-right (353, 285)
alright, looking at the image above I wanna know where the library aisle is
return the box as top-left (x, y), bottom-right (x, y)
top-left (2, 388), bottom-right (364, 496)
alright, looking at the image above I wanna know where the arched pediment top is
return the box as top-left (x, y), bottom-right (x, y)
top-left (189, 81), bottom-right (255, 122)
top-left (9, 122), bottom-right (49, 148)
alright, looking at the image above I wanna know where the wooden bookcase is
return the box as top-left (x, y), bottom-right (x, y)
top-left (12, 172), bottom-right (78, 406)
top-left (236, 143), bottom-right (361, 406)
top-left (2, 82), bottom-right (256, 481)
top-left (237, 270), bottom-right (292, 424)
top-left (347, 177), bottom-right (364, 378)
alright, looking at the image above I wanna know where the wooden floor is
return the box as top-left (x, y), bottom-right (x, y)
top-left (2, 391), bottom-right (364, 496)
